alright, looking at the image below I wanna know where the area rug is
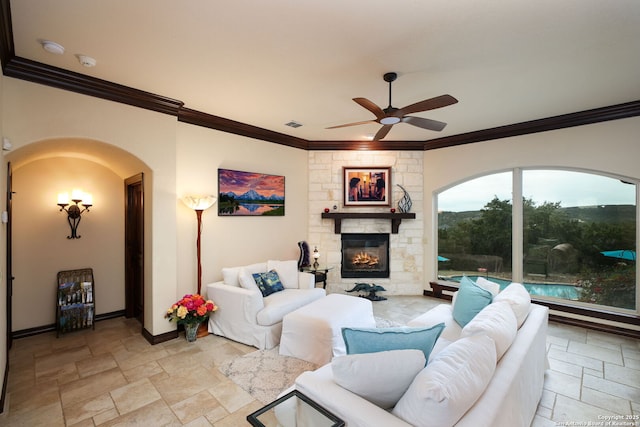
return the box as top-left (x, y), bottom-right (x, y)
top-left (218, 316), bottom-right (402, 404)
top-left (218, 347), bottom-right (317, 404)
top-left (375, 316), bottom-right (403, 328)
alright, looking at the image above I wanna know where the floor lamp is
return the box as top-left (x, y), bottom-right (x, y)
top-left (182, 194), bottom-right (217, 337)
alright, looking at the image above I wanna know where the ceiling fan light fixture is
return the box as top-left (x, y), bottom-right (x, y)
top-left (380, 116), bottom-right (401, 125)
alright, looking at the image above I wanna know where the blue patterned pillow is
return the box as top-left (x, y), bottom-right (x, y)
top-left (342, 323), bottom-right (445, 363)
top-left (252, 270), bottom-right (285, 297)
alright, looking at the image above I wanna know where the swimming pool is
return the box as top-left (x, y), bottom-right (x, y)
top-left (449, 275), bottom-right (580, 300)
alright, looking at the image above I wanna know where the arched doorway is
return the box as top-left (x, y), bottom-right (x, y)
top-left (5, 138), bottom-right (151, 337)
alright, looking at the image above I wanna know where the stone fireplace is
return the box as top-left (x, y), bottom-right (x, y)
top-left (307, 150), bottom-right (424, 294)
top-left (341, 233), bottom-right (390, 278)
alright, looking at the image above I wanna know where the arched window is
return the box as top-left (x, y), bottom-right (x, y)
top-left (437, 169), bottom-right (637, 313)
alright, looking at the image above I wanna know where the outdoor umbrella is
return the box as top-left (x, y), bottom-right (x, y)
top-left (600, 250), bottom-right (636, 261)
top-left (438, 256), bottom-right (449, 262)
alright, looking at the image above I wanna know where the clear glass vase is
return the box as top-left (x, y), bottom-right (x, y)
top-left (184, 322), bottom-right (199, 342)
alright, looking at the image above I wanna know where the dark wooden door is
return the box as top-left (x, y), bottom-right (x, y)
top-left (124, 173), bottom-right (144, 322)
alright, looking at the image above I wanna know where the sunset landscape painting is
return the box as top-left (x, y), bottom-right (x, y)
top-left (218, 168), bottom-right (285, 216)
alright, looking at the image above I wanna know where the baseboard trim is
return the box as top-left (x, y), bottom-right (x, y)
top-left (142, 327), bottom-right (178, 345)
top-left (10, 310), bottom-right (179, 346)
top-left (11, 310), bottom-right (126, 339)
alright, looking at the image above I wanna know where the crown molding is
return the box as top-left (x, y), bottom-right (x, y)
top-left (423, 100), bottom-right (640, 151)
top-left (308, 139), bottom-right (426, 151)
top-left (4, 56), bottom-right (184, 115)
top-left (177, 107), bottom-right (308, 149)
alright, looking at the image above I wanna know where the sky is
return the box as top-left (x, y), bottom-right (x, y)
top-left (218, 168), bottom-right (285, 197)
top-left (438, 170), bottom-right (636, 212)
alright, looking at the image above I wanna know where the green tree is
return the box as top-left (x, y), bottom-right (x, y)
top-left (469, 197), bottom-right (512, 266)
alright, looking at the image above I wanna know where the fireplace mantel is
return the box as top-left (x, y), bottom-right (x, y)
top-left (321, 212), bottom-right (416, 234)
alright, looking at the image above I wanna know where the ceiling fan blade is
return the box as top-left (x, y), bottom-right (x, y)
top-left (353, 98), bottom-right (386, 120)
top-left (373, 125), bottom-right (393, 140)
top-left (396, 94), bottom-right (458, 116)
top-left (326, 120), bottom-right (376, 129)
top-left (402, 116), bottom-right (447, 132)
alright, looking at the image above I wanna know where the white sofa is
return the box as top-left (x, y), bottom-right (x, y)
top-left (206, 260), bottom-right (326, 349)
top-left (294, 283), bottom-right (549, 427)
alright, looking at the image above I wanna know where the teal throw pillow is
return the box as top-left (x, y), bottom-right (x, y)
top-left (341, 323), bottom-right (445, 363)
top-left (452, 276), bottom-right (493, 327)
top-left (252, 270), bottom-right (284, 297)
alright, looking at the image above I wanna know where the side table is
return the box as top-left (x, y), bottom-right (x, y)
top-left (302, 265), bottom-right (333, 289)
top-left (247, 389), bottom-right (344, 427)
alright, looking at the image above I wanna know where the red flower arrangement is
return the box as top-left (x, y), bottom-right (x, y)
top-left (165, 293), bottom-right (217, 325)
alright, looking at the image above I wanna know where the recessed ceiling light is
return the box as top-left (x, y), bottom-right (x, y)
top-left (77, 55), bottom-right (97, 67)
top-left (40, 40), bottom-right (65, 55)
top-left (285, 121), bottom-right (302, 128)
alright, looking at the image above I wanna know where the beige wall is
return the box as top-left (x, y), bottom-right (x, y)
top-left (3, 78), bottom-right (177, 335)
top-left (11, 156), bottom-right (124, 330)
top-left (176, 122), bottom-right (310, 297)
top-left (2, 77), bottom-right (309, 339)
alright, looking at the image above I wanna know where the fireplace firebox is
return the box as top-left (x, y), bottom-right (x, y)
top-left (341, 233), bottom-right (390, 279)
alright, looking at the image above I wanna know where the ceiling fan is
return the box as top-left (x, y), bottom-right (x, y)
top-left (327, 72), bottom-right (458, 140)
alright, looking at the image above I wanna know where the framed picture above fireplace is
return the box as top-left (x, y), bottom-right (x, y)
top-left (343, 166), bottom-right (391, 207)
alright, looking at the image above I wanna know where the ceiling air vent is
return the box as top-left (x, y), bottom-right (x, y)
top-left (285, 121), bottom-right (302, 128)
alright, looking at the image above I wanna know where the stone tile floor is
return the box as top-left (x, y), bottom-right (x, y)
top-left (0, 295), bottom-right (638, 426)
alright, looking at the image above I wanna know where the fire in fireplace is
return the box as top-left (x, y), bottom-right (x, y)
top-left (341, 233), bottom-right (390, 278)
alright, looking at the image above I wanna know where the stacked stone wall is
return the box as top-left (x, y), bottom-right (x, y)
top-left (308, 151), bottom-right (424, 295)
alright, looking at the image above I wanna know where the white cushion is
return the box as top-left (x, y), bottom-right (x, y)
top-left (221, 266), bottom-right (242, 287)
top-left (223, 262), bottom-right (266, 288)
top-left (331, 349), bottom-right (426, 409)
top-left (392, 334), bottom-right (497, 427)
top-left (494, 282), bottom-right (531, 328)
top-left (407, 304), bottom-right (462, 344)
top-left (461, 301), bottom-right (517, 360)
top-left (267, 260), bottom-right (299, 289)
top-left (238, 268), bottom-right (260, 292)
top-left (256, 288), bottom-right (325, 326)
top-left (475, 277), bottom-right (501, 297)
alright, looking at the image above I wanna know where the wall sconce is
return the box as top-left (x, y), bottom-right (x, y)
top-left (181, 195), bottom-right (217, 296)
top-left (57, 189), bottom-right (92, 239)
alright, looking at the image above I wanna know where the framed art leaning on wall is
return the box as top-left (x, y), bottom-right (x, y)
top-left (343, 166), bottom-right (391, 207)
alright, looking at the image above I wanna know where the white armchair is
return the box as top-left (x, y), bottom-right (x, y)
top-left (206, 260), bottom-right (326, 349)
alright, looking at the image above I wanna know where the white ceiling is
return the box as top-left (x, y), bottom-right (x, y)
top-left (9, 0), bottom-right (640, 142)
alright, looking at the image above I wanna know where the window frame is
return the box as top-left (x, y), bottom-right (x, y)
top-left (435, 167), bottom-right (640, 326)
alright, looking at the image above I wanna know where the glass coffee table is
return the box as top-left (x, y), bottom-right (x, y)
top-left (247, 390), bottom-right (344, 427)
